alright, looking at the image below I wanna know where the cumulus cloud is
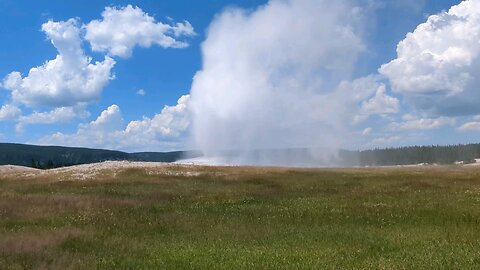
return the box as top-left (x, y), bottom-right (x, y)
top-left (352, 83), bottom-right (399, 123)
top-left (38, 95), bottom-right (190, 152)
top-left (189, 0), bottom-right (382, 163)
top-left (88, 104), bottom-right (124, 131)
top-left (85, 5), bottom-right (196, 58)
top-left (380, 0), bottom-right (480, 116)
top-left (1, 5), bottom-right (195, 135)
top-left (312, 75), bottom-right (400, 132)
top-left (360, 85), bottom-right (399, 115)
top-left (0, 104), bottom-right (21, 121)
top-left (2, 19), bottom-right (115, 108)
top-left (389, 114), bottom-right (455, 131)
top-left (16, 106), bottom-right (89, 133)
top-left (125, 95), bottom-right (190, 139)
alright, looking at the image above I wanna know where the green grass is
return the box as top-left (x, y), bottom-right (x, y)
top-left (1, 165), bottom-right (480, 269)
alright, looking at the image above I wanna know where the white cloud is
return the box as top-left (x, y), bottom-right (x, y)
top-left (136, 89), bottom-right (146, 96)
top-left (389, 116), bottom-right (455, 131)
top-left (352, 83), bottom-right (399, 123)
top-left (458, 121), bottom-right (480, 132)
top-left (1, 5), bottom-right (197, 135)
top-left (16, 106), bottom-right (89, 133)
top-left (379, 0), bottom-right (480, 116)
top-left (0, 104), bottom-right (21, 121)
top-left (85, 5), bottom-right (196, 58)
top-left (314, 75), bottom-right (400, 131)
top-left (38, 95), bottom-right (190, 152)
top-left (360, 85), bottom-right (399, 115)
top-left (2, 19), bottom-right (115, 108)
top-left (39, 104), bottom-right (123, 150)
top-left (83, 104), bottom-right (124, 132)
top-left (125, 95), bottom-right (190, 139)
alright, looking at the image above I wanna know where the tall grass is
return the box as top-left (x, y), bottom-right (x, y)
top-left (1, 165), bottom-right (480, 269)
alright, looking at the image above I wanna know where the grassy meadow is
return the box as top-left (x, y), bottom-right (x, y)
top-left (1, 164), bottom-right (480, 269)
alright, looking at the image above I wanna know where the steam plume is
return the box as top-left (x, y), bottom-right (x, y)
top-left (189, 0), bottom-right (370, 166)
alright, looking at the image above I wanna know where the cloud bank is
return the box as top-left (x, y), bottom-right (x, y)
top-left (0, 104), bottom-right (21, 121)
top-left (3, 19), bottom-right (115, 108)
top-left (1, 5), bottom-right (195, 142)
top-left (16, 106), bottom-right (89, 133)
top-left (38, 95), bottom-right (190, 152)
top-left (380, 0), bottom-right (480, 116)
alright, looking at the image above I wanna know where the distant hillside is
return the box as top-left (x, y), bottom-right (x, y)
top-left (340, 143), bottom-right (480, 166)
top-left (0, 143), bottom-right (202, 169)
top-left (196, 144), bottom-right (480, 167)
top-left (2, 142), bottom-right (480, 169)
top-left (129, 151), bottom-right (198, 163)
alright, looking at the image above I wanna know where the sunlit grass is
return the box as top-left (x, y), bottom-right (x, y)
top-left (1, 165), bottom-right (480, 269)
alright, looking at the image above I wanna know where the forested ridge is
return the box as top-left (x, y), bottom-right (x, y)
top-left (340, 143), bottom-right (480, 166)
top-left (0, 143), bottom-right (201, 169)
top-left (2, 142), bottom-right (480, 169)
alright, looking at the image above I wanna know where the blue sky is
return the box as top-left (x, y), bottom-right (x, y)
top-left (2, 0), bottom-right (479, 152)
top-left (0, 0), bottom-right (266, 141)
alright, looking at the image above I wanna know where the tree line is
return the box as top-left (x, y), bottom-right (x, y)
top-left (339, 143), bottom-right (480, 166)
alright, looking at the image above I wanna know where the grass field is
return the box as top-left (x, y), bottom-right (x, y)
top-left (1, 164), bottom-right (480, 269)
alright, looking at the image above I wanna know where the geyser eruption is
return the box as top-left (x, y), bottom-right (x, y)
top-left (189, 0), bottom-right (370, 166)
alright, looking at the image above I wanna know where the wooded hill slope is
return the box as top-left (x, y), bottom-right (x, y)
top-left (2, 142), bottom-right (480, 169)
top-left (0, 143), bottom-right (201, 169)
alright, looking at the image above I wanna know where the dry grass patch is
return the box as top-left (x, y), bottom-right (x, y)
top-left (0, 228), bottom-right (85, 255)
